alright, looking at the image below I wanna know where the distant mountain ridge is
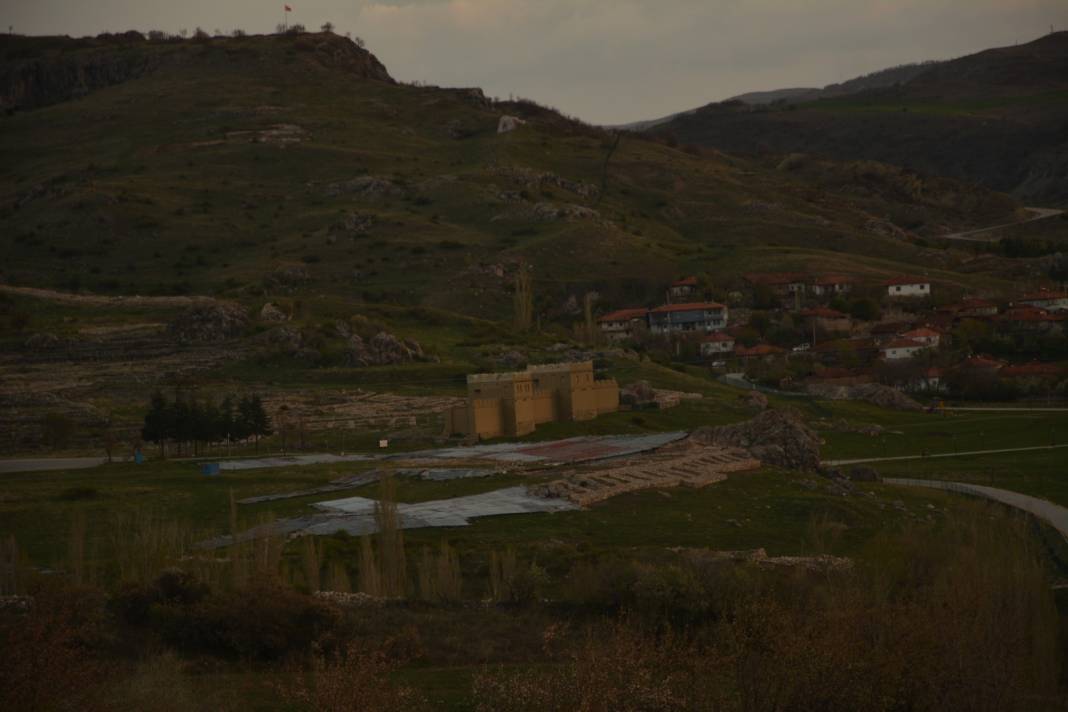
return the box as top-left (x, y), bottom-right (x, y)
top-left (644, 32), bottom-right (1068, 203)
top-left (728, 61), bottom-right (940, 106)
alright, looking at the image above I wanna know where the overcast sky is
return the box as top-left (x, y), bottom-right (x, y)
top-left (6, 1), bottom-right (1068, 124)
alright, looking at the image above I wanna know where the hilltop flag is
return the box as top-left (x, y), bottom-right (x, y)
top-left (284, 5), bottom-right (292, 11)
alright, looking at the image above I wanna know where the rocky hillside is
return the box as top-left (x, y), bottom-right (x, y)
top-left (0, 29), bottom-right (1048, 454)
top-left (0, 31), bottom-right (393, 112)
top-left (649, 33), bottom-right (1068, 203)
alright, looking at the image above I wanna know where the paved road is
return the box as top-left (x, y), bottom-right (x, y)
top-left (886, 478), bottom-right (1068, 539)
top-left (0, 457), bottom-right (109, 474)
top-left (940, 207), bottom-right (1065, 243)
top-left (824, 443), bottom-right (1068, 466)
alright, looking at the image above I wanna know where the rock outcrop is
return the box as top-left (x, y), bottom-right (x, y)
top-left (805, 382), bottom-right (922, 411)
top-left (691, 409), bottom-right (821, 471)
top-left (497, 115), bottom-right (526, 133)
top-left (259, 303), bottom-right (289, 322)
top-left (346, 332), bottom-right (424, 366)
top-left (1, 32), bottom-right (393, 113)
top-left (167, 303), bottom-right (248, 344)
top-left (264, 264), bottom-right (311, 290)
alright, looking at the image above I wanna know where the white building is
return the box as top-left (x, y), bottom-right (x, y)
top-left (597, 308), bottom-right (648, 341)
top-left (880, 338), bottom-right (926, 360)
top-left (886, 278), bottom-right (931, 298)
top-left (648, 302), bottom-right (728, 335)
top-left (1018, 290), bottom-right (1068, 312)
top-left (900, 327), bottom-right (941, 348)
top-left (699, 331), bottom-right (735, 357)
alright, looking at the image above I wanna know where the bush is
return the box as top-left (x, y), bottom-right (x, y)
top-left (0, 581), bottom-right (110, 710)
top-left (153, 584), bottom-right (342, 660)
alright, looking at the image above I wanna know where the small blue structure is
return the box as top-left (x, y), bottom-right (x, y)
top-left (200, 462), bottom-right (221, 476)
top-left (134, 448), bottom-right (144, 465)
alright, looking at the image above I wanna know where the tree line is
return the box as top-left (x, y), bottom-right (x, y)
top-left (141, 391), bottom-right (272, 458)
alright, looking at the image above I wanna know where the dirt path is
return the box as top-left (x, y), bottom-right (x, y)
top-left (0, 284), bottom-right (219, 308)
top-left (940, 207), bottom-right (1065, 243)
top-left (886, 478), bottom-right (1068, 540)
top-left (0, 457), bottom-right (110, 474)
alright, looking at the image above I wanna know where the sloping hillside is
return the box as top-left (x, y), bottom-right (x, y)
top-left (0, 30), bottom-right (1038, 453)
top-left (0, 31), bottom-right (1022, 315)
top-left (652, 32), bottom-right (1068, 203)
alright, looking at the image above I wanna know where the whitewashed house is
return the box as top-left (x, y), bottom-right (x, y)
top-left (880, 338), bottom-right (926, 360)
top-left (886, 277), bottom-right (931, 298)
top-left (900, 327), bottom-right (941, 348)
top-left (699, 331), bottom-right (735, 357)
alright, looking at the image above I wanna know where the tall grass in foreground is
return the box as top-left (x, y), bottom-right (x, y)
top-left (474, 509), bottom-right (1061, 712)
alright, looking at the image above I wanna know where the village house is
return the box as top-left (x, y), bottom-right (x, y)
top-left (668, 276), bottom-right (699, 301)
top-left (699, 331), bottom-right (735, 357)
top-left (735, 343), bottom-right (784, 361)
top-left (1000, 305), bottom-right (1067, 333)
top-left (959, 355), bottom-right (1006, 375)
top-left (647, 302), bottom-right (728, 335)
top-left (940, 298), bottom-right (998, 319)
top-left (870, 321), bottom-right (914, 344)
top-left (799, 307), bottom-right (851, 333)
top-left (885, 277), bottom-right (931, 298)
top-left (912, 366), bottom-right (946, 393)
top-left (1017, 289), bottom-right (1068, 312)
top-left (807, 274), bottom-right (854, 297)
top-left (900, 326), bottom-right (942, 348)
top-left (880, 338), bottom-right (927, 360)
top-left (1000, 362), bottom-right (1063, 380)
top-left (597, 308), bottom-right (649, 341)
top-left (446, 361), bottom-right (619, 440)
top-left (743, 272), bottom-right (807, 297)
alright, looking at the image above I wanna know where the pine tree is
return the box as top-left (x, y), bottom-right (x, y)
top-left (250, 395), bottom-right (272, 451)
top-left (141, 391), bottom-right (171, 458)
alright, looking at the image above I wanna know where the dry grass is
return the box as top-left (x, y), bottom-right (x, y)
top-left (417, 540), bottom-right (463, 603)
top-left (474, 510), bottom-right (1062, 711)
top-left (276, 638), bottom-right (429, 712)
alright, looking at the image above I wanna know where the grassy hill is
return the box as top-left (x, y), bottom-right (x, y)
top-left (0, 30), bottom-right (1045, 454)
top-left (651, 32), bottom-right (1068, 204)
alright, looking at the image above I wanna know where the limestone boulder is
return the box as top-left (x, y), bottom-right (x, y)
top-left (691, 409), bottom-right (820, 471)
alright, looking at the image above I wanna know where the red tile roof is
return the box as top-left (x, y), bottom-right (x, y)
top-left (884, 276), bottom-right (930, 286)
top-left (882, 338), bottom-right (926, 350)
top-left (701, 332), bottom-right (734, 342)
top-left (1001, 306), bottom-right (1065, 323)
top-left (960, 356), bottom-right (1006, 370)
top-left (800, 307), bottom-right (848, 319)
top-left (598, 308), bottom-right (649, 323)
top-left (649, 302), bottom-right (726, 314)
top-left (902, 327), bottom-right (941, 339)
top-left (1001, 362), bottom-right (1063, 377)
top-left (671, 276), bottom-right (699, 287)
top-left (1018, 289), bottom-right (1068, 302)
top-left (810, 274), bottom-right (854, 286)
top-left (735, 344), bottom-right (784, 357)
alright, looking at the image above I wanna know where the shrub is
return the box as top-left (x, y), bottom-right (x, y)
top-left (153, 584), bottom-right (342, 660)
top-left (0, 581), bottom-right (111, 710)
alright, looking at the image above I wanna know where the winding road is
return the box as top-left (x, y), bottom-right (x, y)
top-left (940, 207), bottom-right (1065, 243)
top-left (886, 478), bottom-right (1068, 540)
